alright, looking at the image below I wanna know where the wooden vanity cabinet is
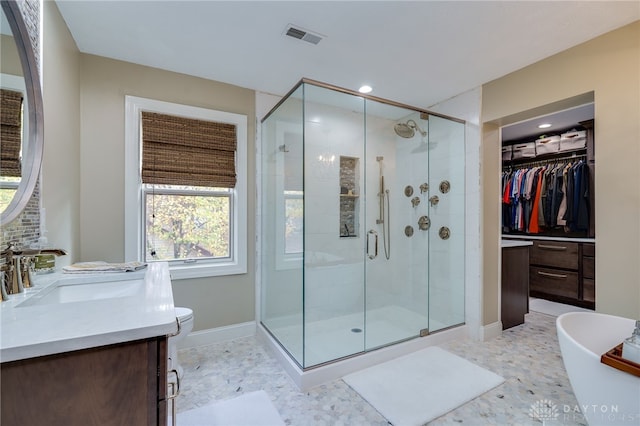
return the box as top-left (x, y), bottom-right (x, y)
top-left (502, 245), bottom-right (530, 329)
top-left (1, 336), bottom-right (168, 426)
top-left (529, 240), bottom-right (595, 309)
top-left (582, 243), bottom-right (596, 303)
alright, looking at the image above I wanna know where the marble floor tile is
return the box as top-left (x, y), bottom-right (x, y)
top-left (177, 311), bottom-right (586, 425)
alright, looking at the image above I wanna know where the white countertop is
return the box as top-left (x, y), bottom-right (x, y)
top-left (501, 240), bottom-right (533, 248)
top-left (0, 262), bottom-right (177, 363)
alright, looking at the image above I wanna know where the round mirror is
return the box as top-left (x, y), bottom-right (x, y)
top-left (0, 1), bottom-right (43, 225)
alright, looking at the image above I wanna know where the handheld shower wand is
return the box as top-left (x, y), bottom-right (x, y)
top-left (376, 157), bottom-right (391, 260)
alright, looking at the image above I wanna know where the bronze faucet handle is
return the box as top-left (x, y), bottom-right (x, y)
top-left (40, 248), bottom-right (67, 256)
top-left (1, 241), bottom-right (19, 256)
top-left (0, 271), bottom-right (8, 301)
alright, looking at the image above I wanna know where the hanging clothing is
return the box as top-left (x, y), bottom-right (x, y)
top-left (501, 159), bottom-right (590, 235)
top-left (573, 162), bottom-right (590, 231)
top-left (529, 167), bottom-right (545, 233)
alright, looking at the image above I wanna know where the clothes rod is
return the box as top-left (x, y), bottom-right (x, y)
top-left (503, 153), bottom-right (587, 169)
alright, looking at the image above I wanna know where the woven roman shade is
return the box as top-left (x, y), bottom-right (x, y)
top-left (1, 89), bottom-right (23, 177)
top-left (141, 111), bottom-right (237, 188)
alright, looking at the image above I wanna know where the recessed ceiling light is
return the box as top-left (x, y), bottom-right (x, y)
top-left (538, 123), bottom-right (552, 129)
top-left (358, 85), bottom-right (372, 94)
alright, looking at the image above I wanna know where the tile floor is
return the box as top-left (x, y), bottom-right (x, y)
top-left (177, 310), bottom-right (588, 425)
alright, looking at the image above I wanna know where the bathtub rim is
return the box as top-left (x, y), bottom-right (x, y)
top-left (556, 311), bottom-right (636, 360)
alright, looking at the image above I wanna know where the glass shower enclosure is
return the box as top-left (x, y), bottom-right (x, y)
top-left (261, 79), bottom-right (465, 369)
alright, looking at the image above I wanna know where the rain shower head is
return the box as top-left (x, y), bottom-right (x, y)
top-left (394, 119), bottom-right (427, 138)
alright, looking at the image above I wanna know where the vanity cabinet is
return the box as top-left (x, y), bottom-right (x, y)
top-left (529, 240), bottom-right (595, 309)
top-left (582, 243), bottom-right (595, 303)
top-left (1, 336), bottom-right (168, 426)
top-left (502, 244), bottom-right (530, 329)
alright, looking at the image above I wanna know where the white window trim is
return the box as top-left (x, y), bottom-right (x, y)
top-left (125, 96), bottom-right (247, 280)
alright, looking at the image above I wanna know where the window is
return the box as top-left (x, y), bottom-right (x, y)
top-left (125, 97), bottom-right (247, 279)
top-left (0, 79), bottom-right (26, 212)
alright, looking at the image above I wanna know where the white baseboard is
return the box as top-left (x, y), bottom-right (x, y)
top-left (479, 321), bottom-right (503, 341)
top-left (178, 321), bottom-right (256, 349)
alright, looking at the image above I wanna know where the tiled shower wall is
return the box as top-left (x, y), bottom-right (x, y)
top-left (1, 0), bottom-right (41, 251)
top-left (339, 156), bottom-right (359, 237)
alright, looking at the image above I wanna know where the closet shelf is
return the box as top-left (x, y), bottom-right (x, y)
top-left (505, 149), bottom-right (586, 167)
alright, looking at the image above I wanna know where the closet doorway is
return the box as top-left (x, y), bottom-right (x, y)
top-left (499, 98), bottom-right (595, 329)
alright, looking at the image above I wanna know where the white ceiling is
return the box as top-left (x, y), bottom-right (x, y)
top-left (55, 1), bottom-right (639, 114)
top-left (502, 103), bottom-right (594, 142)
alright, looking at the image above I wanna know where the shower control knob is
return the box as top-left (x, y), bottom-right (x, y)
top-left (404, 226), bottom-right (414, 237)
top-left (439, 226), bottom-right (451, 240)
top-left (429, 195), bottom-right (439, 206)
top-left (404, 185), bottom-right (414, 197)
top-left (419, 183), bottom-right (429, 193)
top-left (411, 197), bottom-right (421, 207)
top-left (439, 180), bottom-right (450, 194)
top-left (418, 216), bottom-right (430, 231)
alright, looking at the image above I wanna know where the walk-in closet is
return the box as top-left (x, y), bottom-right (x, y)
top-left (500, 102), bottom-right (595, 329)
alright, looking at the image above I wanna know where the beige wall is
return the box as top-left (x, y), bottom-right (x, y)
top-left (78, 55), bottom-right (256, 331)
top-left (44, 2), bottom-right (257, 332)
top-left (42, 1), bottom-right (80, 266)
top-left (480, 121), bottom-right (500, 326)
top-left (482, 21), bottom-right (640, 322)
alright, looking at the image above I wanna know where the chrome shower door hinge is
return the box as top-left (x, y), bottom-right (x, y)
top-left (420, 328), bottom-right (429, 337)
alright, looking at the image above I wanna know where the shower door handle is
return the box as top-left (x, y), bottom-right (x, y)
top-left (367, 230), bottom-right (378, 260)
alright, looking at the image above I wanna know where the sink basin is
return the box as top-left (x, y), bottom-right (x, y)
top-left (18, 278), bottom-right (145, 307)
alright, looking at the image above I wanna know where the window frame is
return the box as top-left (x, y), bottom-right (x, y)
top-left (0, 74), bottom-right (29, 174)
top-left (125, 96), bottom-right (247, 279)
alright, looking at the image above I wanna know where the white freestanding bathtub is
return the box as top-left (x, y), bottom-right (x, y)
top-left (557, 312), bottom-right (640, 425)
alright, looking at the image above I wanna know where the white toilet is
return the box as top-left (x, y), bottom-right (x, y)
top-left (168, 307), bottom-right (194, 379)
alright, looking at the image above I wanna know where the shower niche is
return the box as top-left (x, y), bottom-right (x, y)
top-left (261, 79), bottom-right (466, 370)
top-left (339, 156), bottom-right (360, 238)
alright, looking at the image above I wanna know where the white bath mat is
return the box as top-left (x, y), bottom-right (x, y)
top-left (177, 390), bottom-right (285, 426)
top-left (343, 346), bottom-right (504, 426)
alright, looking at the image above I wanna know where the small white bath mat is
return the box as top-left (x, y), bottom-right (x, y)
top-left (177, 390), bottom-right (285, 426)
top-left (343, 346), bottom-right (504, 426)
top-left (529, 297), bottom-right (592, 317)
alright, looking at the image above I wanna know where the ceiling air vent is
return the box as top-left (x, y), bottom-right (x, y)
top-left (284, 24), bottom-right (324, 45)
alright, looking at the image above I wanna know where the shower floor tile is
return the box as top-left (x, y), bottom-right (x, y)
top-left (267, 305), bottom-right (431, 367)
top-left (177, 311), bottom-right (586, 425)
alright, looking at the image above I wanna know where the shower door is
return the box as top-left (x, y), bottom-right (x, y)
top-left (364, 100), bottom-right (431, 350)
top-left (301, 84), bottom-right (367, 367)
top-left (427, 114), bottom-right (466, 332)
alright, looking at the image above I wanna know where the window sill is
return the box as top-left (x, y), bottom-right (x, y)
top-left (166, 261), bottom-right (247, 281)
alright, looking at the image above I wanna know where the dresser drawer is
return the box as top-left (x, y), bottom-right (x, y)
top-left (530, 266), bottom-right (579, 299)
top-left (583, 278), bottom-right (595, 302)
top-left (583, 256), bottom-right (595, 279)
top-left (582, 243), bottom-right (595, 257)
top-left (530, 241), bottom-right (579, 270)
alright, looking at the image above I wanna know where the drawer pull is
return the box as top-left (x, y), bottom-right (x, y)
top-left (538, 271), bottom-right (568, 279)
top-left (538, 244), bottom-right (567, 251)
